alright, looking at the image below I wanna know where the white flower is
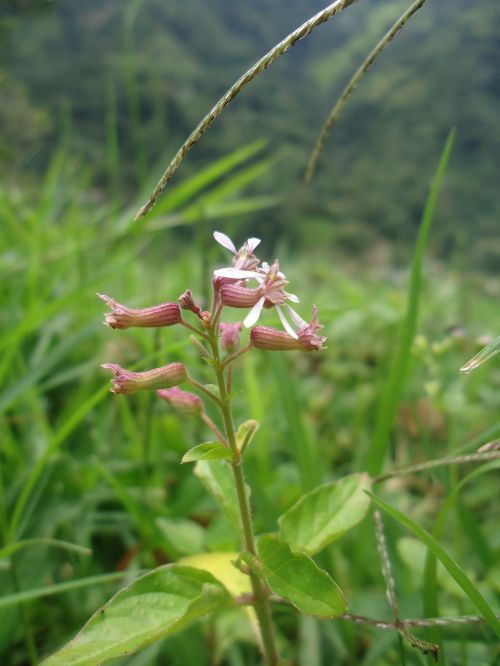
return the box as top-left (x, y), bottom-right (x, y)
top-left (213, 231), bottom-right (261, 271)
top-left (217, 257), bottom-right (304, 338)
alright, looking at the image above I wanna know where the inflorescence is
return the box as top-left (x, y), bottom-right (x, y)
top-left (100, 232), bottom-right (326, 398)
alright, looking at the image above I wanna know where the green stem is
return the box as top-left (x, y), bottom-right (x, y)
top-left (187, 376), bottom-right (223, 407)
top-left (180, 317), bottom-right (210, 340)
top-left (222, 343), bottom-right (254, 369)
top-left (200, 412), bottom-right (229, 447)
top-left (373, 450), bottom-right (500, 483)
top-left (208, 333), bottom-right (279, 665)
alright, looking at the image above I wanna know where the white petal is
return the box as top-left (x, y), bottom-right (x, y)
top-left (214, 267), bottom-right (260, 279)
top-left (244, 297), bottom-right (265, 328)
top-left (284, 291), bottom-right (300, 303)
top-left (213, 231), bottom-right (236, 254)
top-left (246, 237), bottom-right (261, 252)
top-left (276, 305), bottom-right (298, 339)
top-left (261, 261), bottom-right (270, 272)
top-left (286, 303), bottom-right (307, 328)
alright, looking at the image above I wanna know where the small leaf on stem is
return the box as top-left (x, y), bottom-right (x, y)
top-left (236, 419), bottom-right (260, 453)
top-left (182, 442), bottom-right (232, 464)
top-left (195, 461), bottom-right (247, 535)
top-left (257, 535), bottom-right (346, 618)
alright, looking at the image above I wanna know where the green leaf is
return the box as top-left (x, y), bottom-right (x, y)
top-left (41, 565), bottom-right (232, 666)
top-left (278, 473), bottom-right (372, 555)
top-left (367, 491), bottom-right (500, 638)
top-left (156, 518), bottom-right (205, 557)
top-left (180, 552), bottom-right (251, 598)
top-left (203, 383), bottom-right (221, 397)
top-left (194, 461), bottom-right (242, 534)
top-left (182, 442), bottom-right (232, 464)
top-left (257, 535), bottom-right (346, 618)
top-left (363, 130), bottom-right (455, 475)
top-left (235, 419), bottom-right (259, 453)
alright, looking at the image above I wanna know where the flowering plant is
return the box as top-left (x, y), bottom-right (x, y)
top-left (44, 228), bottom-right (500, 666)
top-left (43, 232), bottom-right (368, 666)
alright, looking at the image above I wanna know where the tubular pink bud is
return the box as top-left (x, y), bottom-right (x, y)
top-left (178, 290), bottom-right (203, 318)
top-left (220, 284), bottom-right (261, 308)
top-left (219, 322), bottom-right (242, 352)
top-left (157, 387), bottom-right (203, 415)
top-left (98, 294), bottom-right (181, 329)
top-left (251, 306), bottom-right (326, 352)
top-left (101, 362), bottom-right (187, 395)
top-left (250, 326), bottom-right (302, 351)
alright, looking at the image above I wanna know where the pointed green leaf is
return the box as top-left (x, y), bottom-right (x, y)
top-left (257, 535), bottom-right (346, 618)
top-left (278, 473), bottom-right (372, 555)
top-left (368, 491), bottom-right (500, 638)
top-left (41, 565), bottom-right (232, 666)
top-left (156, 518), bottom-right (205, 557)
top-left (235, 419), bottom-right (259, 453)
top-left (194, 461), bottom-right (242, 534)
top-left (182, 442), bottom-right (232, 464)
top-left (203, 383), bottom-right (220, 396)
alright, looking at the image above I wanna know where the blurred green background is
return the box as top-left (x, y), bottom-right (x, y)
top-left (2, 0), bottom-right (500, 264)
top-left (1, 1), bottom-right (499, 664)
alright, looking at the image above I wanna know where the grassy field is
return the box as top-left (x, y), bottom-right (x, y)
top-left (1, 137), bottom-right (499, 665)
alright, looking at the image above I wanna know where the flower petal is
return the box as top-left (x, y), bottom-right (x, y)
top-left (284, 291), bottom-right (300, 303)
top-left (214, 267), bottom-right (261, 279)
top-left (276, 305), bottom-right (299, 339)
top-left (285, 304), bottom-right (307, 328)
top-left (244, 297), bottom-right (265, 328)
top-left (213, 231), bottom-right (236, 254)
top-left (246, 237), bottom-right (261, 252)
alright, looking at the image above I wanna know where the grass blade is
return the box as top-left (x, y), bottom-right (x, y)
top-left (368, 491), bottom-right (500, 638)
top-left (305, 0), bottom-right (428, 182)
top-left (135, 0), bottom-right (360, 216)
top-left (0, 573), bottom-right (129, 610)
top-left (0, 539), bottom-right (91, 561)
top-left (460, 336), bottom-right (500, 374)
top-left (363, 130), bottom-right (455, 475)
top-left (423, 460), bottom-right (500, 660)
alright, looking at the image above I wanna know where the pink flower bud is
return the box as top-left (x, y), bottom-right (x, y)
top-left (219, 322), bottom-right (242, 352)
top-left (250, 326), bottom-right (303, 351)
top-left (250, 306), bottom-right (326, 352)
top-left (98, 294), bottom-right (181, 329)
top-left (101, 362), bottom-right (187, 395)
top-left (178, 290), bottom-right (203, 318)
top-left (220, 284), bottom-right (261, 308)
top-left (157, 387), bottom-right (203, 415)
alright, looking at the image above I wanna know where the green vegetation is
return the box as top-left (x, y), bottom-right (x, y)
top-left (1, 1), bottom-right (499, 664)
